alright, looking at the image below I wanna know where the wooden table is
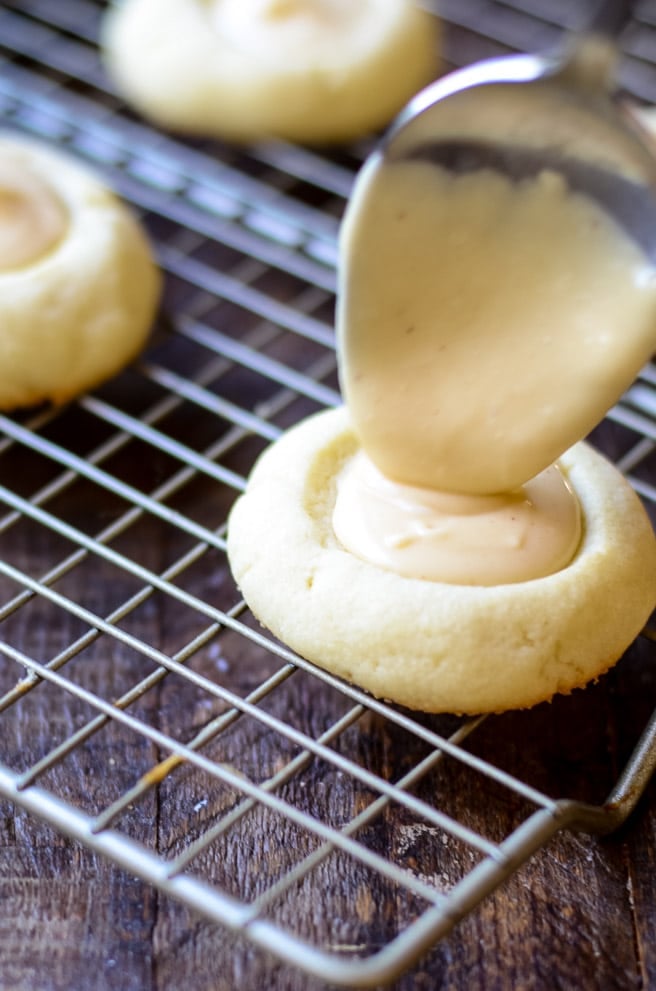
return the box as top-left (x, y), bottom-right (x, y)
top-left (0, 2), bottom-right (655, 989)
top-left (0, 415), bottom-right (654, 990)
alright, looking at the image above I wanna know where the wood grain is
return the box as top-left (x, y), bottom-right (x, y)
top-left (0, 4), bottom-right (654, 988)
top-left (0, 468), bottom-right (654, 991)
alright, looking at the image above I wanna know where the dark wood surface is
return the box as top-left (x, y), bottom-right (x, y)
top-left (0, 432), bottom-right (655, 991)
top-left (0, 3), bottom-right (655, 989)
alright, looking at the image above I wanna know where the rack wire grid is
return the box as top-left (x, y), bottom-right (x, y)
top-left (1, 1), bottom-right (656, 987)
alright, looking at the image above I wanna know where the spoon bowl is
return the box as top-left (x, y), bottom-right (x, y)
top-left (337, 37), bottom-right (656, 495)
top-left (381, 38), bottom-right (656, 259)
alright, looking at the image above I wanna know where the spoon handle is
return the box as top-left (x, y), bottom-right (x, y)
top-left (587, 0), bottom-right (631, 37)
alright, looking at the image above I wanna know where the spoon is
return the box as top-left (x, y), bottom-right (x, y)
top-left (336, 22), bottom-right (656, 495)
top-left (380, 33), bottom-right (656, 261)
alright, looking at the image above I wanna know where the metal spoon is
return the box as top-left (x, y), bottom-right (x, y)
top-left (378, 32), bottom-right (656, 260)
top-left (336, 11), bottom-right (656, 495)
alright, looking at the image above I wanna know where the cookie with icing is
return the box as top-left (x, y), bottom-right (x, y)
top-left (227, 407), bottom-right (656, 714)
top-left (101, 0), bottom-right (438, 144)
top-left (0, 135), bottom-right (160, 410)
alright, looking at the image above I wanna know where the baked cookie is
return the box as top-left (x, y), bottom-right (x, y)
top-left (0, 134), bottom-right (160, 410)
top-left (227, 407), bottom-right (656, 714)
top-left (101, 0), bottom-right (438, 144)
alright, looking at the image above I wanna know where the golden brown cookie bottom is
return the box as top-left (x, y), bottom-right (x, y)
top-left (227, 408), bottom-right (656, 713)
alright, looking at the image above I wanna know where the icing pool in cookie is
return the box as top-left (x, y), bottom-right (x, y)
top-left (0, 159), bottom-right (68, 270)
top-left (333, 451), bottom-right (581, 585)
top-left (210, 0), bottom-right (389, 61)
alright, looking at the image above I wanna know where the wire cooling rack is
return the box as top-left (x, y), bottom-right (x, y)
top-left (0, 1), bottom-right (656, 987)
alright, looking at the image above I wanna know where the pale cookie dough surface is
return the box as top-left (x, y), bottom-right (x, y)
top-left (0, 135), bottom-right (160, 410)
top-left (227, 407), bottom-right (656, 714)
top-left (101, 0), bottom-right (437, 144)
